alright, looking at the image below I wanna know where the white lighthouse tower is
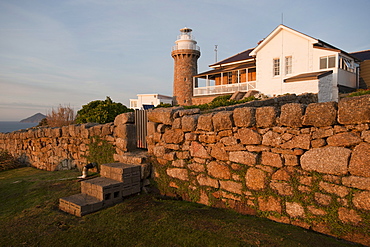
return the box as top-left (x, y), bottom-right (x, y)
top-left (171, 27), bottom-right (201, 106)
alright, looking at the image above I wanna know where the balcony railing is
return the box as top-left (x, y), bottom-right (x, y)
top-left (193, 81), bottom-right (256, 96)
top-left (172, 44), bottom-right (200, 51)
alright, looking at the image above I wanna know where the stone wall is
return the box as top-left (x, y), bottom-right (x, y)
top-left (147, 94), bottom-right (370, 245)
top-left (0, 113), bottom-right (136, 171)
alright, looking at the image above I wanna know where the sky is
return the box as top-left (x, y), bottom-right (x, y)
top-left (1, 0), bottom-right (369, 121)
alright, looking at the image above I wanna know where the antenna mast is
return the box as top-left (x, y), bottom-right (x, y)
top-left (214, 45), bottom-right (218, 62)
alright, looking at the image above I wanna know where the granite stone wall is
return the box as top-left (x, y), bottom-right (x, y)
top-left (147, 94), bottom-right (370, 245)
top-left (0, 112), bottom-right (136, 171)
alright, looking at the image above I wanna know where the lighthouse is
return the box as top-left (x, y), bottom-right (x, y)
top-left (171, 27), bottom-right (201, 106)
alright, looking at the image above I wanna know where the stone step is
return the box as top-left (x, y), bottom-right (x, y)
top-left (80, 177), bottom-right (126, 203)
top-left (113, 150), bottom-right (149, 165)
top-left (59, 193), bottom-right (103, 217)
top-left (100, 163), bottom-right (141, 182)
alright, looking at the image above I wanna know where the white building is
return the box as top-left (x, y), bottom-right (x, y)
top-left (194, 25), bottom-right (360, 103)
top-left (129, 94), bottom-right (173, 110)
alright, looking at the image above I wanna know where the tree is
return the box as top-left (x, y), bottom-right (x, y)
top-left (75, 96), bottom-right (133, 124)
top-left (45, 105), bottom-right (76, 127)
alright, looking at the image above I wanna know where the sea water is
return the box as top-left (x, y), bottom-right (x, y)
top-left (0, 121), bottom-right (38, 133)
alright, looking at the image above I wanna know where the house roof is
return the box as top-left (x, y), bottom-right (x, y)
top-left (284, 70), bottom-right (333, 83)
top-left (195, 62), bottom-right (255, 78)
top-left (209, 48), bottom-right (255, 67)
top-left (350, 50), bottom-right (370, 61)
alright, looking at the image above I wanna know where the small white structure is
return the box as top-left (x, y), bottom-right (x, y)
top-left (194, 25), bottom-right (360, 102)
top-left (129, 94), bottom-right (173, 110)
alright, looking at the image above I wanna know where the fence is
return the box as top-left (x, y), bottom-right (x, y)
top-left (134, 110), bottom-right (148, 149)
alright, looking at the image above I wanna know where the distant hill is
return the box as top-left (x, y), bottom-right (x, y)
top-left (20, 113), bottom-right (46, 123)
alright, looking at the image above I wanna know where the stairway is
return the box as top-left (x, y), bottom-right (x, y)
top-left (59, 162), bottom-right (141, 217)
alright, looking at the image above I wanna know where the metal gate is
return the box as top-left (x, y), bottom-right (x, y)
top-left (134, 110), bottom-right (148, 149)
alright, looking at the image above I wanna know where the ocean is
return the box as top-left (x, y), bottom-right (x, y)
top-left (0, 121), bottom-right (38, 133)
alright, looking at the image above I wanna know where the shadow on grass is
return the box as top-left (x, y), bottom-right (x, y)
top-left (0, 167), bottom-right (363, 247)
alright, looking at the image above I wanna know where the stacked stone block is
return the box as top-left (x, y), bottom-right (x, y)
top-left (59, 162), bottom-right (141, 217)
top-left (147, 95), bottom-right (370, 246)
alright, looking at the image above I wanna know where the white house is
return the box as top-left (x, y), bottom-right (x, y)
top-left (129, 94), bottom-right (173, 110)
top-left (194, 25), bottom-right (360, 102)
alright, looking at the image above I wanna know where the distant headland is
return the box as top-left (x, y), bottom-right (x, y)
top-left (20, 113), bottom-right (46, 123)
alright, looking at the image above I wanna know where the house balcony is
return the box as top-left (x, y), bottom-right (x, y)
top-left (193, 81), bottom-right (257, 96)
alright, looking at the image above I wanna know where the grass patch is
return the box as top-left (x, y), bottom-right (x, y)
top-left (347, 89), bottom-right (370, 97)
top-left (0, 167), bottom-right (361, 246)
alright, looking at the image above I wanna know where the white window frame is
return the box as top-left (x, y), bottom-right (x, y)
top-left (273, 58), bottom-right (280, 76)
top-left (285, 56), bottom-right (292, 75)
top-left (320, 55), bottom-right (336, 70)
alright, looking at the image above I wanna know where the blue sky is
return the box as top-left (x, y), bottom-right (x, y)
top-left (1, 0), bottom-right (369, 121)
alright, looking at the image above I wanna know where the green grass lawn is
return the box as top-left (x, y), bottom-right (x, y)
top-left (0, 167), bottom-right (361, 247)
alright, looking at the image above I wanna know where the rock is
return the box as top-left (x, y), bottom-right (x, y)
top-left (319, 181), bottom-right (349, 198)
top-left (338, 207), bottom-right (362, 225)
top-left (212, 111), bottom-right (234, 131)
top-left (219, 180), bottom-right (243, 194)
top-left (327, 132), bottom-right (362, 147)
top-left (235, 128), bottom-right (262, 145)
top-left (286, 202), bottom-right (305, 218)
top-left (166, 168), bottom-right (188, 181)
top-left (229, 151), bottom-right (257, 166)
top-left (114, 112), bottom-right (134, 125)
top-left (262, 131), bottom-right (282, 147)
top-left (301, 147), bottom-right (351, 175)
top-left (163, 129), bottom-right (184, 144)
top-left (258, 196), bottom-right (282, 213)
top-left (261, 152), bottom-right (283, 168)
top-left (270, 182), bottom-right (293, 196)
top-left (197, 113), bottom-right (214, 131)
top-left (233, 107), bottom-right (256, 127)
top-left (210, 143), bottom-right (229, 161)
top-left (147, 107), bottom-right (180, 125)
top-left (181, 115), bottom-right (199, 132)
top-left (256, 106), bottom-right (277, 127)
top-left (190, 141), bottom-right (211, 159)
top-left (342, 176), bottom-right (370, 190)
top-left (279, 103), bottom-right (304, 127)
top-left (207, 161), bottom-right (231, 179)
top-left (280, 134), bottom-right (311, 150)
top-left (349, 142), bottom-right (370, 177)
top-left (338, 95), bottom-right (370, 124)
top-left (196, 174), bottom-right (219, 188)
top-left (302, 102), bottom-right (337, 127)
top-left (353, 191), bottom-right (370, 210)
top-left (245, 168), bottom-right (266, 190)
top-left (272, 168), bottom-right (291, 181)
top-left (314, 193), bottom-right (332, 206)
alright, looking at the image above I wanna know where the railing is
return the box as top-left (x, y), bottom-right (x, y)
top-left (172, 44), bottom-right (200, 51)
top-left (193, 81), bottom-right (256, 96)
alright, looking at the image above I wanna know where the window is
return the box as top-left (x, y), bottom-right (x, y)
top-left (285, 56), bottom-right (292, 75)
top-left (227, 72), bottom-right (233, 84)
top-left (273, 58), bottom-right (280, 76)
top-left (248, 68), bottom-right (256, 81)
top-left (319, 55), bottom-right (335, 69)
top-left (339, 56), bottom-right (354, 72)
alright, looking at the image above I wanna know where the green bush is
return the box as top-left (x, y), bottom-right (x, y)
top-left (185, 95), bottom-right (258, 111)
top-left (76, 96), bottom-right (133, 124)
top-left (0, 149), bottom-right (23, 171)
top-left (84, 136), bottom-right (115, 170)
top-left (347, 89), bottom-right (370, 97)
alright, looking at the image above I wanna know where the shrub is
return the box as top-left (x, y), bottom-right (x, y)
top-left (84, 136), bottom-right (115, 170)
top-left (347, 89), bottom-right (370, 97)
top-left (184, 95), bottom-right (258, 111)
top-left (76, 96), bottom-right (133, 124)
top-left (0, 149), bottom-right (23, 171)
top-left (46, 105), bottom-right (75, 127)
